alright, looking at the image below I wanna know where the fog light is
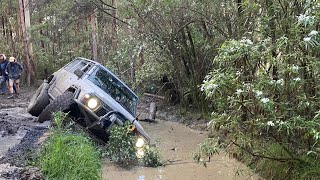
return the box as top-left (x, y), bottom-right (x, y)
top-left (87, 98), bottom-right (99, 109)
top-left (136, 148), bottom-right (145, 158)
top-left (136, 137), bottom-right (145, 148)
top-left (128, 125), bottom-right (136, 132)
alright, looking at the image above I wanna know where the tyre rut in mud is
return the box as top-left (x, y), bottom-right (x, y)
top-left (38, 91), bottom-right (74, 123)
top-left (27, 81), bottom-right (50, 117)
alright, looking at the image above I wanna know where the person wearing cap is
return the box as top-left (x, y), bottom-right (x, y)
top-left (5, 56), bottom-right (23, 98)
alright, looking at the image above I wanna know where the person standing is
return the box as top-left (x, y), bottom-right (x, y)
top-left (6, 56), bottom-right (23, 98)
top-left (0, 54), bottom-right (9, 95)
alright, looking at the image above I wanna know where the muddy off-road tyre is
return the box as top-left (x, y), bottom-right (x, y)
top-left (38, 91), bottom-right (74, 123)
top-left (27, 81), bottom-right (50, 117)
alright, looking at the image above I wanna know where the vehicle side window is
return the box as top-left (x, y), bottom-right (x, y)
top-left (81, 63), bottom-right (93, 73)
top-left (64, 59), bottom-right (80, 71)
top-left (64, 59), bottom-right (94, 77)
top-left (70, 61), bottom-right (87, 73)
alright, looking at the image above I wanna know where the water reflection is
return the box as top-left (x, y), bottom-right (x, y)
top-left (103, 120), bottom-right (259, 180)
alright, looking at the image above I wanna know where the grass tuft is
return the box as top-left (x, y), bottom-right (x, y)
top-left (141, 145), bottom-right (163, 167)
top-left (38, 112), bottom-right (101, 180)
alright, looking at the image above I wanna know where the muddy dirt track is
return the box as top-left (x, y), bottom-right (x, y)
top-left (0, 89), bottom-right (46, 179)
top-left (0, 89), bottom-right (259, 180)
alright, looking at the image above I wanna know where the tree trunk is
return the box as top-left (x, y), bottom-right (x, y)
top-left (23, 0), bottom-right (35, 81)
top-left (111, 0), bottom-right (121, 75)
top-left (148, 102), bottom-right (157, 121)
top-left (19, 0), bottom-right (33, 86)
top-left (130, 49), bottom-right (135, 84)
top-left (7, 11), bottom-right (16, 54)
top-left (90, 9), bottom-right (99, 63)
top-left (111, 0), bottom-right (117, 50)
top-left (138, 45), bottom-right (144, 67)
top-left (24, 0), bottom-right (32, 56)
top-left (39, 18), bottom-right (45, 49)
top-left (1, 15), bottom-right (5, 36)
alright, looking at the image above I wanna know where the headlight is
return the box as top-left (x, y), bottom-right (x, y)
top-left (136, 137), bottom-right (145, 148)
top-left (82, 94), bottom-right (101, 111)
top-left (136, 149), bottom-right (145, 158)
top-left (87, 98), bottom-right (99, 109)
top-left (128, 125), bottom-right (136, 132)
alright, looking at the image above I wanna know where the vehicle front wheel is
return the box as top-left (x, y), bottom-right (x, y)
top-left (27, 81), bottom-right (50, 116)
top-left (38, 91), bottom-right (74, 123)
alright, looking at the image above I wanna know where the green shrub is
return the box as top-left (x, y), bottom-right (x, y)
top-left (105, 122), bottom-right (163, 168)
top-left (200, 1), bottom-right (320, 177)
top-left (38, 112), bottom-right (101, 180)
top-left (141, 145), bottom-right (162, 167)
top-left (192, 138), bottom-right (221, 167)
top-left (254, 143), bottom-right (320, 180)
top-left (105, 122), bottom-right (138, 167)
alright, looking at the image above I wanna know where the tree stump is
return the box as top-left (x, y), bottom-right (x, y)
top-left (148, 102), bottom-right (157, 121)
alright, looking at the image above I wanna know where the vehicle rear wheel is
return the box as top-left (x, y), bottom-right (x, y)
top-left (27, 81), bottom-right (50, 116)
top-left (38, 91), bottom-right (74, 123)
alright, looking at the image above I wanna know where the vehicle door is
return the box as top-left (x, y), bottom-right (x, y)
top-left (50, 60), bottom-right (90, 98)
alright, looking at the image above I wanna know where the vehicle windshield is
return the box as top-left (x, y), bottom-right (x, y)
top-left (88, 66), bottom-right (138, 116)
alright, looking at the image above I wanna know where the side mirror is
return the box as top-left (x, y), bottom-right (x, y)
top-left (74, 69), bottom-right (84, 78)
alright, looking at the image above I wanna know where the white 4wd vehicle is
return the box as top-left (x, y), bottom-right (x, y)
top-left (27, 57), bottom-right (150, 154)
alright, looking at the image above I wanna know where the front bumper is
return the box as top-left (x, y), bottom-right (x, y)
top-left (73, 98), bottom-right (150, 144)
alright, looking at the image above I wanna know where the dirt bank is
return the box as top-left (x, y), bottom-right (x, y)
top-left (137, 96), bottom-right (209, 131)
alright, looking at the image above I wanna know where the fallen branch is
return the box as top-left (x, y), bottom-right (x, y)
top-left (230, 141), bottom-right (304, 163)
top-left (143, 93), bottom-right (165, 100)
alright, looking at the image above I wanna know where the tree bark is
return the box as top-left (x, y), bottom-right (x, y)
top-left (24, 0), bottom-right (32, 56)
top-left (130, 49), bottom-right (135, 84)
top-left (138, 45), bottom-right (144, 67)
top-left (111, 0), bottom-right (121, 75)
top-left (90, 9), bottom-right (99, 63)
top-left (111, 0), bottom-right (117, 50)
top-left (148, 102), bottom-right (157, 121)
top-left (19, 0), bottom-right (34, 86)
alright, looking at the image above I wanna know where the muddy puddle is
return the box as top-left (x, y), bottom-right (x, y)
top-left (0, 106), bottom-right (35, 158)
top-left (0, 129), bottom-right (27, 159)
top-left (0, 91), bottom-right (47, 179)
top-left (103, 120), bottom-right (259, 180)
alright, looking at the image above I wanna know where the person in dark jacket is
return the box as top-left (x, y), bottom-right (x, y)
top-left (0, 54), bottom-right (9, 95)
top-left (6, 56), bottom-right (23, 98)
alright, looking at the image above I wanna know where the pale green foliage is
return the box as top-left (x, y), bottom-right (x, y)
top-left (192, 138), bottom-right (220, 167)
top-left (141, 145), bottom-right (162, 167)
top-left (105, 122), bottom-right (138, 167)
top-left (104, 118), bottom-right (162, 167)
top-left (200, 0), bottom-right (320, 179)
top-left (105, 120), bottom-right (162, 168)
